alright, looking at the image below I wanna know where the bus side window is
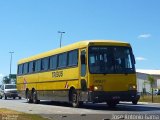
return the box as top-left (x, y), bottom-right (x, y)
top-left (18, 64), bottom-right (23, 75)
top-left (58, 53), bottom-right (67, 68)
top-left (17, 65), bottom-right (20, 75)
top-left (41, 57), bottom-right (49, 71)
top-left (68, 50), bottom-right (78, 67)
top-left (35, 59), bottom-right (41, 72)
top-left (50, 55), bottom-right (57, 70)
top-left (23, 63), bottom-right (29, 74)
top-left (29, 61), bottom-right (35, 73)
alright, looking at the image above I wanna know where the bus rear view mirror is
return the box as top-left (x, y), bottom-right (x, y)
top-left (81, 54), bottom-right (86, 64)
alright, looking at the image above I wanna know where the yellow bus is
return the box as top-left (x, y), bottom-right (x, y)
top-left (17, 40), bottom-right (138, 107)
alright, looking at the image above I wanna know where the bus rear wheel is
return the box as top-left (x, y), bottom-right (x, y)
top-left (70, 89), bottom-right (79, 108)
top-left (26, 91), bottom-right (33, 103)
top-left (32, 90), bottom-right (40, 104)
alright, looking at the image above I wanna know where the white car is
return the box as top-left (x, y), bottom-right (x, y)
top-left (0, 84), bottom-right (21, 99)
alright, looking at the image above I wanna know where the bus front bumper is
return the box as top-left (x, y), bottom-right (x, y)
top-left (87, 90), bottom-right (139, 103)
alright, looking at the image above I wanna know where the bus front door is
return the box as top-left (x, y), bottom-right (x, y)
top-left (80, 49), bottom-right (88, 101)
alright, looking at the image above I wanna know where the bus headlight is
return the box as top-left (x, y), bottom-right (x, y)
top-left (129, 84), bottom-right (137, 90)
top-left (94, 86), bottom-right (103, 91)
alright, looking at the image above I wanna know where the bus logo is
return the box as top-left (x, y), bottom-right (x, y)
top-left (52, 71), bottom-right (63, 78)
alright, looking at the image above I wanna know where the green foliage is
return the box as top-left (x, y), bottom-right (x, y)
top-left (148, 75), bottom-right (155, 87)
top-left (147, 75), bottom-right (155, 102)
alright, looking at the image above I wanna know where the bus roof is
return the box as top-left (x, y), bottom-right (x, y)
top-left (18, 40), bottom-right (130, 64)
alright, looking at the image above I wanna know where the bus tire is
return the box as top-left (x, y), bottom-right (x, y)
top-left (70, 89), bottom-right (79, 108)
top-left (32, 90), bottom-right (39, 104)
top-left (26, 90), bottom-right (33, 103)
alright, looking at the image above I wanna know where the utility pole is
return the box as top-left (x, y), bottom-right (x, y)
top-left (9, 51), bottom-right (14, 75)
top-left (58, 31), bottom-right (65, 48)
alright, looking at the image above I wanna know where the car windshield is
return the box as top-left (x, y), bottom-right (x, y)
top-left (5, 85), bottom-right (16, 89)
top-left (89, 46), bottom-right (135, 74)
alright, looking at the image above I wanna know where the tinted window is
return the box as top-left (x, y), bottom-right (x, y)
top-left (17, 65), bottom-right (20, 75)
top-left (35, 59), bottom-right (41, 72)
top-left (58, 53), bottom-right (67, 68)
top-left (68, 50), bottom-right (78, 66)
top-left (29, 61), bottom-right (35, 73)
top-left (18, 64), bottom-right (23, 75)
top-left (50, 55), bottom-right (57, 70)
top-left (41, 57), bottom-right (49, 71)
top-left (23, 63), bottom-right (29, 74)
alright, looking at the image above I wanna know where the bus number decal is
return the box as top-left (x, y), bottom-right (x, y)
top-left (52, 71), bottom-right (63, 78)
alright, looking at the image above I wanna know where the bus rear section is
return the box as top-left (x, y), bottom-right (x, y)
top-left (84, 45), bottom-right (138, 106)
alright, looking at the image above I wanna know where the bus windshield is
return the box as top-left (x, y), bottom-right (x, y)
top-left (88, 46), bottom-right (135, 74)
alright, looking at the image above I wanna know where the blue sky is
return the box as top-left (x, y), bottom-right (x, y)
top-left (0, 0), bottom-right (160, 81)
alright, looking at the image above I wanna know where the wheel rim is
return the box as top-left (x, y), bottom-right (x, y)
top-left (33, 92), bottom-right (36, 103)
top-left (71, 90), bottom-right (79, 107)
top-left (26, 92), bottom-right (33, 103)
top-left (72, 94), bottom-right (77, 103)
top-left (26, 93), bottom-right (29, 102)
top-left (33, 91), bottom-right (39, 104)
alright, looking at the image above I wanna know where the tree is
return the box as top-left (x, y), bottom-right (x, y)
top-left (2, 76), bottom-right (10, 84)
top-left (143, 81), bottom-right (148, 95)
top-left (148, 75), bottom-right (155, 103)
top-left (9, 74), bottom-right (16, 84)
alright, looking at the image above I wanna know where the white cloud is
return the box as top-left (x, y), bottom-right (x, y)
top-left (0, 74), bottom-right (3, 77)
top-left (136, 57), bottom-right (147, 61)
top-left (138, 33), bottom-right (151, 39)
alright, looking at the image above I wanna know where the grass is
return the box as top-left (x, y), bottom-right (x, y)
top-left (0, 108), bottom-right (49, 120)
top-left (139, 95), bottom-right (160, 103)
